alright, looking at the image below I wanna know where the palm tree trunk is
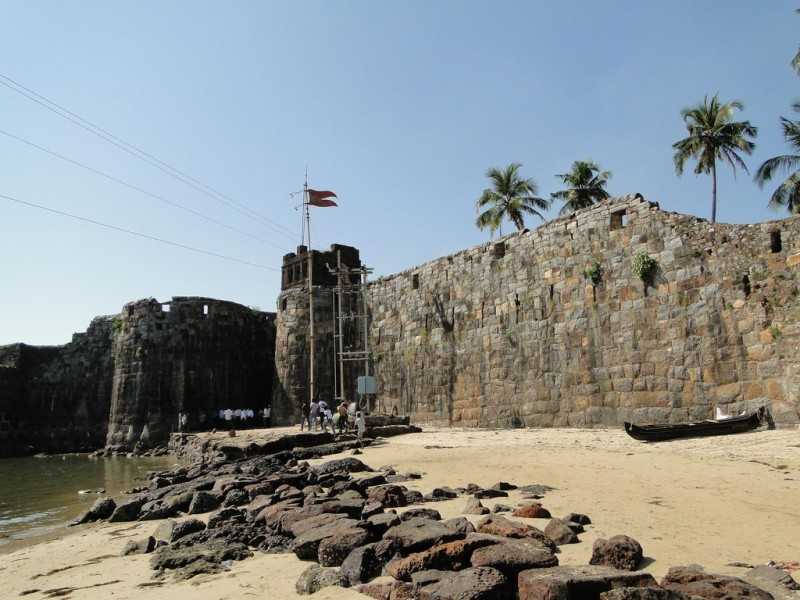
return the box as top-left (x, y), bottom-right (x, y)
top-left (711, 161), bottom-right (717, 224)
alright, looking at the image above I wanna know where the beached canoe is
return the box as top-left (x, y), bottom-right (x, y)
top-left (624, 409), bottom-right (764, 442)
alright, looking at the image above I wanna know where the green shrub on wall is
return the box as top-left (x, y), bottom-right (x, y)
top-left (632, 251), bottom-right (658, 283)
top-left (583, 261), bottom-right (603, 286)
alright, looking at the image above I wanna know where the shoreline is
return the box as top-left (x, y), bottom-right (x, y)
top-left (2, 426), bottom-right (798, 598)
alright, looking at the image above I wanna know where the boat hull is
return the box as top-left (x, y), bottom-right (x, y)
top-left (624, 410), bottom-right (763, 442)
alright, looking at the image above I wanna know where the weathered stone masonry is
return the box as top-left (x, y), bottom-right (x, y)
top-left (0, 297), bottom-right (275, 456)
top-left (275, 195), bottom-right (800, 427)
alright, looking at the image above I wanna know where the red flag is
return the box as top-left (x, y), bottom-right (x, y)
top-left (308, 189), bottom-right (338, 207)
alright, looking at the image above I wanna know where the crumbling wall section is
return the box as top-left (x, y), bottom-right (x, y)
top-left (106, 297), bottom-right (276, 450)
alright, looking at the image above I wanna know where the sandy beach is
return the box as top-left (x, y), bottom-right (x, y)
top-left (3, 426), bottom-right (799, 599)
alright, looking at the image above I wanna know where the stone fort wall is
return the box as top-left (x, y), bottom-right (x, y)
top-left (274, 195), bottom-right (800, 427)
top-left (0, 297), bottom-right (275, 456)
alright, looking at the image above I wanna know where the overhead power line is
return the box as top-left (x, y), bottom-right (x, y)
top-left (0, 192), bottom-right (280, 272)
top-left (0, 127), bottom-right (291, 253)
top-left (0, 73), bottom-right (299, 241)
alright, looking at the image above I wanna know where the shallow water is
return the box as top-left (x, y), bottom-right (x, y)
top-left (0, 454), bottom-right (173, 549)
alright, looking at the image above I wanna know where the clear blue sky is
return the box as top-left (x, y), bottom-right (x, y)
top-left (1, 1), bottom-right (798, 345)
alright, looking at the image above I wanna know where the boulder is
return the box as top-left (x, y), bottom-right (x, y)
top-left (367, 512), bottom-right (401, 536)
top-left (476, 515), bottom-right (557, 552)
top-left (165, 491), bottom-right (195, 513)
top-left (517, 565), bottom-right (657, 600)
top-left (404, 490), bottom-right (424, 505)
top-left (121, 536), bottom-right (157, 556)
top-left (470, 541), bottom-right (558, 577)
top-left (464, 498), bottom-right (490, 516)
top-left (401, 508), bottom-right (442, 522)
top-left (108, 497), bottom-right (144, 522)
top-left (70, 497), bottom-right (117, 525)
top-left (223, 488), bottom-right (249, 507)
top-left (207, 507), bottom-right (246, 529)
top-left (368, 485), bottom-right (408, 508)
top-left (292, 518), bottom-right (361, 560)
top-left (318, 527), bottom-right (373, 567)
top-left (314, 457), bottom-right (373, 476)
top-left (170, 518), bottom-right (206, 542)
top-left (544, 518), bottom-right (579, 545)
top-left (443, 517), bottom-right (476, 536)
top-left (513, 503), bottom-right (551, 519)
top-left (427, 487), bottom-right (458, 500)
top-left (289, 512), bottom-right (353, 538)
top-left (518, 484), bottom-right (555, 496)
top-left (153, 519), bottom-right (176, 543)
top-left (660, 565), bottom-right (773, 600)
top-left (150, 539), bottom-right (252, 580)
top-left (382, 517), bottom-right (467, 555)
top-left (564, 512), bottom-right (592, 525)
top-left (295, 564), bottom-right (346, 595)
top-left (417, 566), bottom-right (511, 599)
top-left (590, 536), bottom-right (643, 571)
top-left (188, 491), bottom-right (221, 514)
top-left (362, 501), bottom-right (384, 519)
top-left (492, 482), bottom-right (517, 491)
top-left (138, 499), bottom-right (176, 521)
top-left (341, 543), bottom-right (383, 586)
top-left (493, 504), bottom-right (513, 514)
top-left (385, 536), bottom-right (501, 581)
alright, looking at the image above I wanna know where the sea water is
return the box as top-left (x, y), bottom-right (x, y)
top-left (0, 453), bottom-right (173, 550)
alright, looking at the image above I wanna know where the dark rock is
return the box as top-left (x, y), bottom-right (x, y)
top-left (412, 569), bottom-right (450, 587)
top-left (341, 543), bottom-right (383, 586)
top-left (108, 497), bottom-right (144, 522)
top-left (476, 515), bottom-right (557, 552)
top-left (138, 499), bottom-right (176, 521)
top-left (404, 490), bottom-right (424, 505)
top-left (368, 485), bottom-right (408, 508)
top-left (313, 457), bottom-right (373, 476)
top-left (367, 512), bottom-right (401, 536)
top-left (295, 564), bottom-right (346, 594)
top-left (223, 488), bottom-right (249, 507)
top-left (443, 517), bottom-right (476, 536)
top-left (564, 512), bottom-right (592, 525)
top-left (150, 538), bottom-right (252, 580)
top-left (121, 536), bottom-right (156, 556)
top-left (493, 504), bottom-right (513, 513)
top-left (600, 589), bottom-right (693, 600)
top-left (418, 566), bottom-right (511, 599)
top-left (590, 536), bottom-right (643, 571)
top-left (386, 536), bottom-right (501, 581)
top-left (382, 517), bottom-right (467, 555)
top-left (355, 474), bottom-right (388, 491)
top-left (513, 503), bottom-right (551, 519)
top-left (474, 489), bottom-right (508, 499)
top-left (745, 564), bottom-right (800, 593)
top-left (188, 491), bottom-right (221, 514)
top-left (470, 541), bottom-right (558, 577)
top-left (318, 527), bottom-right (373, 567)
top-left (289, 512), bottom-right (352, 538)
top-left (428, 487), bottom-right (458, 499)
top-left (362, 501), bottom-right (384, 519)
top-left (464, 497), bottom-right (490, 515)
top-left (492, 482), bottom-right (517, 491)
top-left (153, 519), bottom-right (176, 543)
top-left (545, 518), bottom-right (579, 545)
top-left (165, 491), bottom-right (195, 513)
top-left (170, 518), bottom-right (206, 542)
top-left (518, 484), bottom-right (555, 496)
top-left (401, 508), bottom-right (441, 522)
top-left (70, 497), bottom-right (117, 525)
top-left (207, 507), bottom-right (246, 529)
top-left (292, 518), bottom-right (361, 560)
top-left (660, 565), bottom-right (773, 600)
top-left (517, 565), bottom-right (657, 600)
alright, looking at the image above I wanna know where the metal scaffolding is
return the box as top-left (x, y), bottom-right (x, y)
top-left (328, 250), bottom-right (374, 412)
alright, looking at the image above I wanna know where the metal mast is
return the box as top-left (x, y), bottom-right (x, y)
top-left (304, 171), bottom-right (316, 407)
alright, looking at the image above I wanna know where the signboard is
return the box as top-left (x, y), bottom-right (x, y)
top-left (357, 375), bottom-right (377, 395)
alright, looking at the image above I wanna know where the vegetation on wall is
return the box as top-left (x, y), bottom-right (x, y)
top-left (632, 251), bottom-right (658, 284)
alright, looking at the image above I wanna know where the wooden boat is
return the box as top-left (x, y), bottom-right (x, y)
top-left (624, 409), bottom-right (764, 442)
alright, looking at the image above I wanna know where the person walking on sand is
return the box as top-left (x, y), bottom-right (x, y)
top-left (355, 411), bottom-right (365, 446)
top-left (322, 407), bottom-right (334, 433)
top-left (300, 401), bottom-right (311, 431)
top-left (337, 401), bottom-right (349, 434)
top-left (309, 399), bottom-right (320, 432)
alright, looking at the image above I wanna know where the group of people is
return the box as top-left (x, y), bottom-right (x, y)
top-left (216, 407), bottom-right (271, 429)
top-left (301, 399), bottom-right (365, 439)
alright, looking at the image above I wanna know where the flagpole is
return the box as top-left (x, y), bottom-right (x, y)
top-left (305, 169), bottom-right (316, 410)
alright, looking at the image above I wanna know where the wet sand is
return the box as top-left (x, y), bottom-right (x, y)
top-left (3, 426), bottom-right (798, 599)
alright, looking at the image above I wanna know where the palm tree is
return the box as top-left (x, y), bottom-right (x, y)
top-left (551, 160), bottom-right (612, 215)
top-left (475, 163), bottom-right (549, 235)
top-left (755, 103), bottom-right (800, 214)
top-left (672, 94), bottom-right (758, 223)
